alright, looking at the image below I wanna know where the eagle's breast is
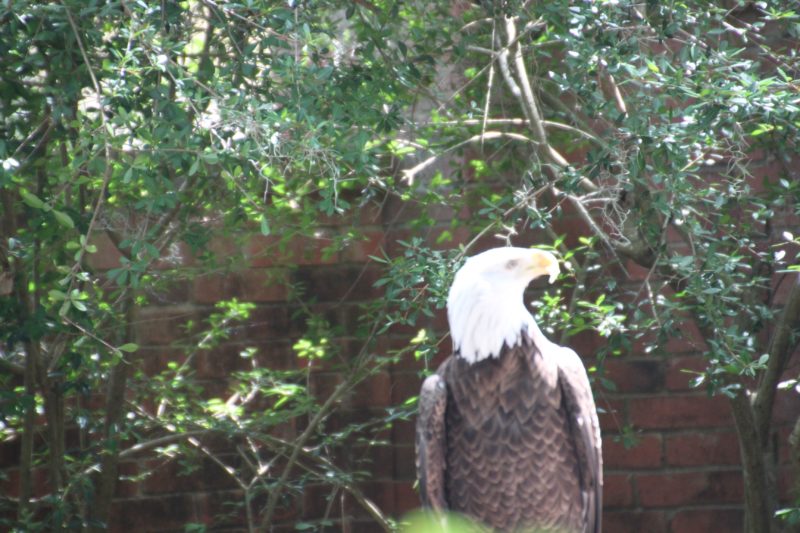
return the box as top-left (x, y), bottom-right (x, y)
top-left (440, 335), bottom-right (583, 532)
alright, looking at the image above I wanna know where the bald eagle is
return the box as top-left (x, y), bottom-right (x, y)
top-left (415, 247), bottom-right (602, 532)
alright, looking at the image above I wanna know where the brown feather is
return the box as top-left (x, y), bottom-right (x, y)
top-left (416, 331), bottom-right (602, 532)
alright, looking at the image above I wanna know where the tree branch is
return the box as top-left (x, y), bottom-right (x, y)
top-left (402, 131), bottom-right (539, 184)
top-left (754, 273), bottom-right (800, 445)
top-left (0, 357), bottom-right (24, 376)
top-left (88, 296), bottom-right (135, 532)
top-left (730, 391), bottom-right (773, 533)
top-left (260, 320), bottom-right (385, 528)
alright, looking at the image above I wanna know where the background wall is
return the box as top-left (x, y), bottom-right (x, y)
top-left (78, 183), bottom-right (798, 532)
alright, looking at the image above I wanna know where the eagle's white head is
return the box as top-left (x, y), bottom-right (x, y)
top-left (447, 246), bottom-right (560, 364)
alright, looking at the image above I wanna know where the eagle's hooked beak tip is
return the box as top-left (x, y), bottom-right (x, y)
top-left (532, 249), bottom-right (560, 284)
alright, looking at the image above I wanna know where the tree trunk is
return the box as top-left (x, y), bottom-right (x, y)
top-left (88, 299), bottom-right (135, 532)
top-left (731, 391), bottom-right (774, 533)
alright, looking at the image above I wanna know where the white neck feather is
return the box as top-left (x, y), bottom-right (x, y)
top-left (447, 277), bottom-right (539, 364)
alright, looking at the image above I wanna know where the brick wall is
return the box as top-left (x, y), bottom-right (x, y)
top-left (72, 172), bottom-right (800, 530)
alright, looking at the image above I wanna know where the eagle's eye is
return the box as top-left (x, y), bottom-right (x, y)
top-left (505, 259), bottom-right (518, 270)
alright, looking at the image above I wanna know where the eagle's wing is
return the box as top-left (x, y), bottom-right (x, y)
top-left (557, 346), bottom-right (603, 533)
top-left (415, 373), bottom-right (448, 510)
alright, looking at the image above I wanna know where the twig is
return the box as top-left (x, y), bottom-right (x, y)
top-left (0, 357), bottom-right (24, 376)
top-left (61, 3), bottom-right (115, 307)
top-left (480, 20), bottom-right (497, 151)
top-left (260, 319), bottom-right (385, 529)
top-left (402, 131), bottom-right (538, 184)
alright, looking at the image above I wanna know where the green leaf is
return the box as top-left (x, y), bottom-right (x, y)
top-left (118, 343), bottom-right (139, 353)
top-left (53, 210), bottom-right (75, 229)
top-left (260, 215), bottom-right (270, 236)
top-left (49, 290), bottom-right (66, 301)
top-left (20, 190), bottom-right (45, 209)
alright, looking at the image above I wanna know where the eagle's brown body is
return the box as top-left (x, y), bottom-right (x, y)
top-left (416, 328), bottom-right (602, 532)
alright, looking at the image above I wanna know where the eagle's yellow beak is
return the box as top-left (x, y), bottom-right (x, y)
top-left (531, 250), bottom-right (560, 284)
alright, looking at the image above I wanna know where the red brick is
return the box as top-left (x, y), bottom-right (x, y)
top-left (629, 395), bottom-right (732, 430)
top-left (245, 234), bottom-right (283, 267)
top-left (429, 306), bottom-right (449, 332)
top-left (778, 463), bottom-right (797, 502)
top-left (393, 444), bottom-right (416, 481)
top-left (150, 278), bottom-right (192, 303)
top-left (109, 494), bottom-right (196, 531)
top-left (774, 211), bottom-right (800, 232)
top-left (430, 340), bottom-right (453, 369)
top-left (665, 431), bottom-right (740, 467)
top-left (343, 481), bottom-right (395, 519)
top-left (663, 320), bottom-right (708, 353)
top-left (623, 259), bottom-right (654, 282)
top-left (356, 200), bottom-right (384, 226)
top-left (664, 356), bottom-right (708, 391)
top-left (350, 371), bottom-right (392, 409)
top-left (392, 419), bottom-right (416, 446)
top-left (777, 425), bottom-right (795, 465)
top-left (382, 195), bottom-right (425, 225)
top-left (669, 508), bottom-right (744, 533)
top-left (748, 157), bottom-right (791, 192)
top-left (241, 305), bottom-right (295, 340)
top-left (597, 398), bottom-right (627, 433)
top-left (604, 473), bottom-right (635, 507)
top-left (346, 519), bottom-right (397, 533)
top-left (253, 341), bottom-right (297, 370)
top-left (394, 481), bottom-right (421, 515)
top-left (116, 461), bottom-right (140, 498)
top-left (193, 489), bottom-right (252, 528)
top-left (549, 213), bottom-right (592, 247)
top-left (0, 439), bottom-right (21, 470)
top-left (637, 470), bottom-right (743, 507)
top-left (291, 265), bottom-right (383, 303)
top-left (87, 231), bottom-right (123, 271)
top-left (566, 330), bottom-right (605, 356)
top-left (193, 269), bottom-right (289, 304)
top-left (773, 387), bottom-right (800, 424)
top-left (352, 443), bottom-right (395, 480)
top-left (0, 467), bottom-right (50, 499)
top-left (205, 232), bottom-right (243, 260)
top-left (141, 457), bottom-right (239, 495)
top-left (603, 434), bottom-right (663, 470)
top-left (246, 233), bottom-right (338, 267)
top-left (308, 371), bottom-right (344, 401)
top-left (325, 410), bottom-right (390, 437)
top-left (603, 510), bottom-right (668, 533)
top-left (391, 371), bottom-right (423, 406)
top-left (387, 334), bottom-right (447, 372)
top-left (194, 345), bottom-right (250, 379)
top-left (604, 358), bottom-right (665, 393)
top-left (341, 231), bottom-right (386, 262)
top-left (135, 305), bottom-right (198, 345)
top-left (383, 226), bottom-right (471, 256)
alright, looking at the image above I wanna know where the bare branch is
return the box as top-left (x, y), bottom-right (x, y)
top-left (402, 131), bottom-right (539, 184)
top-left (260, 319), bottom-right (387, 528)
top-left (0, 357), bottom-right (24, 376)
top-left (480, 21), bottom-right (498, 151)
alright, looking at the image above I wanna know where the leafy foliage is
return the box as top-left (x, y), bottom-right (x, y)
top-left (1, 0), bottom-right (799, 532)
